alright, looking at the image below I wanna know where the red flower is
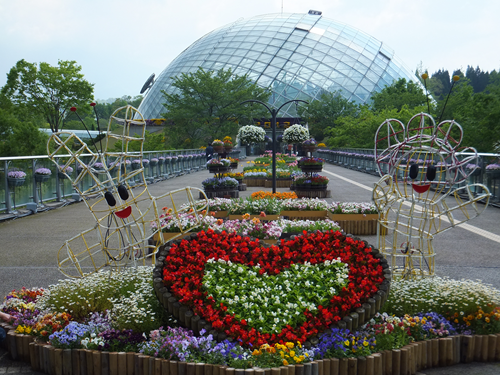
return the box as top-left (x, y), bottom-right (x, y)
top-left (161, 229), bottom-right (385, 346)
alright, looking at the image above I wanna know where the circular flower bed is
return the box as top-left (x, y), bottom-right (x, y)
top-left (157, 229), bottom-right (388, 347)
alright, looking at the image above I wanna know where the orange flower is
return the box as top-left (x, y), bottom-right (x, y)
top-left (259, 211), bottom-right (267, 217)
top-left (243, 213), bottom-right (251, 220)
top-left (217, 219), bottom-right (223, 225)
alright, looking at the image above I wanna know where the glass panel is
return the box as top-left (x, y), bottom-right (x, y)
top-left (347, 70), bottom-right (363, 81)
top-left (360, 77), bottom-right (376, 91)
top-left (354, 86), bottom-right (370, 101)
top-left (270, 56), bottom-right (288, 68)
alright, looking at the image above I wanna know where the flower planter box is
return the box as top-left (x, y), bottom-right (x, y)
top-left (327, 213), bottom-right (379, 235)
top-left (302, 145), bottom-right (317, 153)
top-left (211, 210), bottom-right (229, 218)
top-left (230, 162), bottom-right (238, 169)
top-left (243, 177), bottom-right (266, 187)
top-left (149, 161), bottom-right (158, 167)
top-left (4, 329), bottom-right (500, 375)
top-left (7, 177), bottom-right (25, 187)
top-left (468, 169), bottom-right (481, 177)
top-left (228, 214), bottom-right (280, 221)
top-left (265, 178), bottom-right (293, 188)
top-left (299, 165), bottom-right (323, 173)
top-left (293, 184), bottom-right (327, 190)
top-left (203, 186), bottom-right (238, 192)
top-left (208, 166), bottom-right (230, 173)
top-left (280, 210), bottom-right (328, 221)
top-left (153, 232), bottom-right (190, 243)
top-left (34, 174), bottom-right (50, 183)
top-left (293, 189), bottom-right (331, 199)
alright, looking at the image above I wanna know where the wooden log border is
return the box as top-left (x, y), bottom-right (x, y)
top-left (1, 327), bottom-right (500, 375)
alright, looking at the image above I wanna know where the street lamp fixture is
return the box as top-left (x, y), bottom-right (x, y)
top-left (241, 99), bottom-right (308, 193)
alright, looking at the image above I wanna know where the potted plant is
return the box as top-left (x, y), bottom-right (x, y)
top-left (486, 163), bottom-right (500, 178)
top-left (223, 136), bottom-right (233, 152)
top-left (131, 159), bottom-right (143, 170)
top-left (465, 163), bottom-right (481, 177)
top-left (207, 158), bottom-right (231, 173)
top-left (298, 157), bottom-right (324, 172)
top-left (7, 170), bottom-right (26, 187)
top-left (237, 125), bottom-right (266, 145)
top-left (150, 157), bottom-right (159, 167)
top-left (282, 124), bottom-right (309, 144)
top-left (34, 167), bottom-right (52, 183)
top-left (301, 138), bottom-right (318, 153)
top-left (158, 156), bottom-right (165, 165)
top-left (212, 139), bottom-right (224, 153)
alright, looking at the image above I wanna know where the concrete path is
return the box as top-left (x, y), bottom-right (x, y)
top-left (1, 158), bottom-right (500, 374)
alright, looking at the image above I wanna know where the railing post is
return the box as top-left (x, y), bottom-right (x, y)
top-left (4, 160), bottom-right (12, 214)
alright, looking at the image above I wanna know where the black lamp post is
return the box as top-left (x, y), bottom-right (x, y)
top-left (241, 99), bottom-right (308, 193)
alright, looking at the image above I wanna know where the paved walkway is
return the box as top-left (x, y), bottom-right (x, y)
top-left (1, 158), bottom-right (500, 374)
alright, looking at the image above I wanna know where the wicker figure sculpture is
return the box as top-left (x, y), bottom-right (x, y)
top-left (47, 105), bottom-right (208, 278)
top-left (372, 113), bottom-right (490, 279)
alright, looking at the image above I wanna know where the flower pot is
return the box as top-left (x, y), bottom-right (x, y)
top-left (57, 172), bottom-right (68, 180)
top-left (150, 161), bottom-right (158, 167)
top-left (230, 162), bottom-right (238, 169)
top-left (302, 145), bottom-right (317, 153)
top-left (7, 177), bottom-right (25, 187)
top-left (299, 165), bottom-right (323, 173)
top-left (213, 145), bottom-right (224, 153)
top-left (327, 213), bottom-right (379, 235)
top-left (34, 174), bottom-right (50, 183)
top-left (131, 163), bottom-right (142, 170)
top-left (468, 169), bottom-right (481, 177)
top-left (224, 146), bottom-right (233, 152)
top-left (486, 170), bottom-right (500, 179)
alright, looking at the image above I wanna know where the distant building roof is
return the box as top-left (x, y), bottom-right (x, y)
top-left (39, 129), bottom-right (107, 139)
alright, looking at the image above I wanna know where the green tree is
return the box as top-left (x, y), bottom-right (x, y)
top-left (1, 59), bottom-right (94, 132)
top-left (0, 107), bottom-right (48, 156)
top-left (161, 67), bottom-right (271, 148)
top-left (327, 105), bottom-right (426, 149)
top-left (298, 91), bottom-right (359, 142)
top-left (371, 78), bottom-right (428, 112)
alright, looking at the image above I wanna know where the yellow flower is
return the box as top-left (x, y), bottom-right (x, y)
top-left (344, 340), bottom-right (350, 346)
top-left (289, 351), bottom-right (296, 357)
top-left (16, 326), bottom-right (25, 334)
top-left (283, 360), bottom-right (289, 366)
top-left (286, 342), bottom-right (294, 349)
top-left (25, 326), bottom-right (32, 334)
top-left (293, 356), bottom-right (301, 362)
top-left (486, 317), bottom-right (491, 323)
top-left (363, 341), bottom-right (368, 347)
top-left (297, 341), bottom-right (302, 348)
top-left (252, 349), bottom-right (261, 356)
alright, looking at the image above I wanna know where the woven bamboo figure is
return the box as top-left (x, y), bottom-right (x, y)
top-left (372, 113), bottom-right (490, 279)
top-left (47, 105), bottom-right (208, 278)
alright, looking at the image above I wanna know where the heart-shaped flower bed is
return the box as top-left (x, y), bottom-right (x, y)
top-left (157, 229), bottom-right (387, 346)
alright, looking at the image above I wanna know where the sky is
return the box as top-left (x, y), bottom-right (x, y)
top-left (1, 0), bottom-right (499, 101)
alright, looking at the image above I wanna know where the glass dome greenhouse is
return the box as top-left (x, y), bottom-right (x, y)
top-left (138, 11), bottom-right (417, 119)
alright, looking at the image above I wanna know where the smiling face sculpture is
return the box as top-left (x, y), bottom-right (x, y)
top-left (47, 105), bottom-right (208, 278)
top-left (372, 112), bottom-right (490, 279)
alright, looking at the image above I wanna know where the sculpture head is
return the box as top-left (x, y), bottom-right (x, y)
top-left (47, 105), bottom-right (207, 277)
top-left (375, 112), bottom-right (479, 204)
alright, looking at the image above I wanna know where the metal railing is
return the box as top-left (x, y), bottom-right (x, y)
top-left (316, 148), bottom-right (500, 207)
top-left (1, 148), bottom-right (245, 215)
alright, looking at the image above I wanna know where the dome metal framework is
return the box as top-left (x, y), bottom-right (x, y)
top-left (138, 11), bottom-right (417, 119)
